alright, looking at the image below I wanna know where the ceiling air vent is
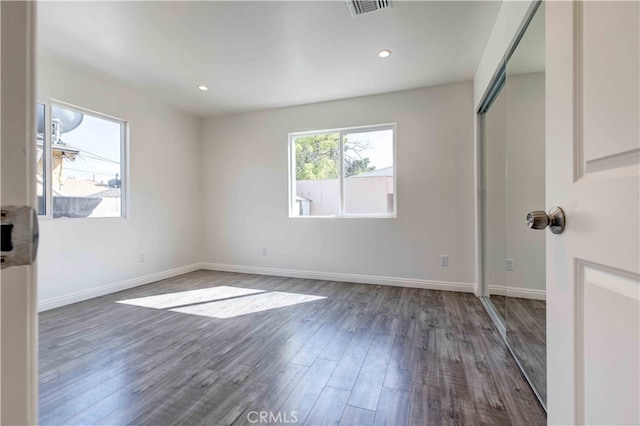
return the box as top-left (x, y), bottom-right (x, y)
top-left (346, 0), bottom-right (392, 17)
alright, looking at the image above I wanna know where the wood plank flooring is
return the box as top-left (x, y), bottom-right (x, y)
top-left (39, 270), bottom-right (546, 425)
top-left (489, 295), bottom-right (506, 321)
top-left (506, 298), bottom-right (547, 405)
top-left (486, 293), bottom-right (546, 405)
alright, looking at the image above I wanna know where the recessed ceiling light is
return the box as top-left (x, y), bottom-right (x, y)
top-left (378, 49), bottom-right (391, 58)
top-left (198, 85), bottom-right (209, 91)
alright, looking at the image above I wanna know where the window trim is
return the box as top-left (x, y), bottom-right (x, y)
top-left (37, 99), bottom-right (129, 219)
top-left (288, 123), bottom-right (397, 219)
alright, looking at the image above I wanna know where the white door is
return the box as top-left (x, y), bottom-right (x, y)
top-left (0, 2), bottom-right (38, 424)
top-left (546, 1), bottom-right (640, 425)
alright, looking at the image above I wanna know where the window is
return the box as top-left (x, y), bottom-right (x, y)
top-left (289, 124), bottom-right (396, 218)
top-left (36, 102), bottom-right (126, 218)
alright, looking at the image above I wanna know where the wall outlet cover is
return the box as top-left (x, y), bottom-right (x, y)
top-left (506, 258), bottom-right (514, 271)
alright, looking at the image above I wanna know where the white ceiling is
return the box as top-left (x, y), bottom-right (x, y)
top-left (37, 1), bottom-right (502, 117)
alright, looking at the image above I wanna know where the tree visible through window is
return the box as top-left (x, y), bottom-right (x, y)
top-left (290, 124), bottom-right (395, 217)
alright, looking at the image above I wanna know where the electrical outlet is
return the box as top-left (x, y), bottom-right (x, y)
top-left (262, 247), bottom-right (268, 256)
top-left (506, 258), bottom-right (514, 271)
top-left (139, 254), bottom-right (145, 263)
top-left (440, 255), bottom-right (449, 267)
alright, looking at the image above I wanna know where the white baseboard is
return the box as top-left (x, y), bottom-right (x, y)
top-left (38, 263), bottom-right (204, 312)
top-left (39, 262), bottom-right (479, 312)
top-left (488, 284), bottom-right (546, 301)
top-left (201, 262), bottom-right (475, 293)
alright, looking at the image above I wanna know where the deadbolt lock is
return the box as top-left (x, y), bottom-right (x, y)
top-left (0, 206), bottom-right (39, 269)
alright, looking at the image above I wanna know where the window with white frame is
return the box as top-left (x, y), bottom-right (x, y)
top-left (289, 124), bottom-right (396, 218)
top-left (36, 102), bottom-right (126, 218)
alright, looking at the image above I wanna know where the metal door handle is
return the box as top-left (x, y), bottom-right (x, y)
top-left (526, 207), bottom-right (565, 234)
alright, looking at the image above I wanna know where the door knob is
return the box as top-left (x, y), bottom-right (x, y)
top-left (526, 207), bottom-right (565, 234)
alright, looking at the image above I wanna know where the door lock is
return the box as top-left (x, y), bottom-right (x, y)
top-left (526, 207), bottom-right (566, 234)
top-left (0, 206), bottom-right (39, 269)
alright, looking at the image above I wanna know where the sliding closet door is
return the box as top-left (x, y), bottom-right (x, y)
top-left (482, 83), bottom-right (507, 324)
top-left (504, 2), bottom-right (547, 407)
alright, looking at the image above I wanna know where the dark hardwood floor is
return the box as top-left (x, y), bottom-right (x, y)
top-left (39, 270), bottom-right (546, 425)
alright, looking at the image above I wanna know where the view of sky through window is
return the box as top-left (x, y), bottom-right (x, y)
top-left (344, 129), bottom-right (393, 172)
top-left (53, 106), bottom-right (121, 184)
top-left (35, 104), bottom-right (126, 218)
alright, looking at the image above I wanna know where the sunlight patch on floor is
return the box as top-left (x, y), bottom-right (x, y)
top-left (169, 291), bottom-right (326, 319)
top-left (116, 286), bottom-right (265, 309)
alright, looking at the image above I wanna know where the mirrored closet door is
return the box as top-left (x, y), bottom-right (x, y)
top-left (482, 79), bottom-right (507, 327)
top-left (479, 2), bottom-right (546, 409)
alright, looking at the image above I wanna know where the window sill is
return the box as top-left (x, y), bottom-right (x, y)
top-left (289, 214), bottom-right (397, 219)
top-left (37, 215), bottom-right (127, 221)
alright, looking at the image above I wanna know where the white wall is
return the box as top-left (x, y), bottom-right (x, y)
top-left (37, 55), bottom-right (202, 310)
top-left (200, 83), bottom-right (477, 289)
